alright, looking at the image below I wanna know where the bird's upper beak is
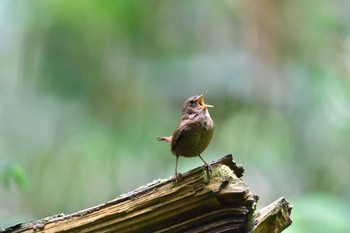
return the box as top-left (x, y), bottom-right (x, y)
top-left (198, 92), bottom-right (213, 109)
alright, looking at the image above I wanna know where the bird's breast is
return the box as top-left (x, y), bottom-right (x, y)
top-left (199, 111), bottom-right (214, 130)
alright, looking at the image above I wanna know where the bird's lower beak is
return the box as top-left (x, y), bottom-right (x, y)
top-left (198, 93), bottom-right (213, 109)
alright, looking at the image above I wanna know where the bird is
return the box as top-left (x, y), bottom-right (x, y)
top-left (157, 92), bottom-right (215, 182)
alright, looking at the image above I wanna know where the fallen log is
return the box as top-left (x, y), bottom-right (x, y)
top-left (2, 155), bottom-right (292, 233)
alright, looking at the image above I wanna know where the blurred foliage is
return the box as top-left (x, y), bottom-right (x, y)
top-left (284, 193), bottom-right (349, 233)
top-left (1, 0), bottom-right (350, 232)
top-left (0, 163), bottom-right (27, 190)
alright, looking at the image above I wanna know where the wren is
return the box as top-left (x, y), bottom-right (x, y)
top-left (158, 92), bottom-right (214, 181)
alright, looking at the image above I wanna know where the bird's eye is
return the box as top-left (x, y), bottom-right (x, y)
top-left (189, 100), bottom-right (196, 104)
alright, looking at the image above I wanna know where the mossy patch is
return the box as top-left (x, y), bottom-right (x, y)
top-left (203, 165), bottom-right (237, 183)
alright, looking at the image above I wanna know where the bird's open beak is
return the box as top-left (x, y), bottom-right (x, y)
top-left (198, 92), bottom-right (213, 109)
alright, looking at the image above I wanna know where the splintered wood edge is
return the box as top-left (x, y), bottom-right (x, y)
top-left (252, 197), bottom-right (293, 233)
top-left (3, 155), bottom-right (255, 233)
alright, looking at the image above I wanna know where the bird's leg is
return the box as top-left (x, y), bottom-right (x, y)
top-left (174, 155), bottom-right (180, 182)
top-left (198, 155), bottom-right (212, 173)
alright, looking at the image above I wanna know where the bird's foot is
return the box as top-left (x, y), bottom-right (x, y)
top-left (198, 155), bottom-right (212, 174)
top-left (204, 162), bottom-right (213, 174)
top-left (174, 172), bottom-right (181, 182)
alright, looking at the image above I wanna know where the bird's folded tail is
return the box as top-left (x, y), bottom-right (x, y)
top-left (157, 136), bottom-right (172, 143)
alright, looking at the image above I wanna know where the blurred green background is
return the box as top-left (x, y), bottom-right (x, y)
top-left (1, 0), bottom-right (350, 232)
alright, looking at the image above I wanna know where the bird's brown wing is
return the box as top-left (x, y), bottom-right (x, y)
top-left (171, 120), bottom-right (201, 157)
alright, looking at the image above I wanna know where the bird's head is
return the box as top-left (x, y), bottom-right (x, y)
top-left (182, 91), bottom-right (213, 115)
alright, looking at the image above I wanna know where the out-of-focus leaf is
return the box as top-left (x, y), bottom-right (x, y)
top-left (0, 163), bottom-right (27, 190)
top-left (10, 164), bottom-right (27, 188)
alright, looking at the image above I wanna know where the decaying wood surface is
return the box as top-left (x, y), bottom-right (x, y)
top-left (253, 197), bottom-right (292, 233)
top-left (2, 155), bottom-right (292, 233)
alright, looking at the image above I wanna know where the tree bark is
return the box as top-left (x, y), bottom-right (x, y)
top-left (3, 155), bottom-right (292, 233)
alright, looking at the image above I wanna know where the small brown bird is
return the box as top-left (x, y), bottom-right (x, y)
top-left (158, 92), bottom-right (215, 181)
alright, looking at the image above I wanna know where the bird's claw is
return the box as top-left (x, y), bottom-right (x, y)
top-left (205, 163), bottom-right (213, 174)
top-left (174, 172), bottom-right (180, 182)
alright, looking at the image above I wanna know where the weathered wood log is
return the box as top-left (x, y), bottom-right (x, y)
top-left (2, 155), bottom-right (292, 233)
top-left (253, 197), bottom-right (292, 233)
